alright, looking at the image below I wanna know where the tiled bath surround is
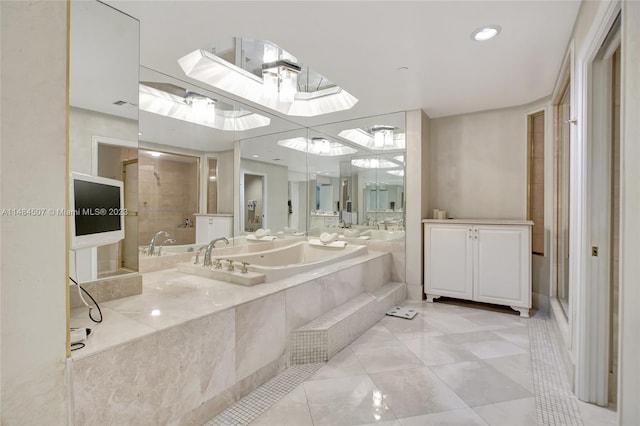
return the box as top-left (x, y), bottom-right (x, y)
top-left (68, 274), bottom-right (142, 309)
top-left (69, 249), bottom-right (398, 424)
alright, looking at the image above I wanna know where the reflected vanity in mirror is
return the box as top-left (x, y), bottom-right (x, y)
top-left (135, 66), bottom-right (303, 272)
top-left (238, 111), bottom-right (406, 244)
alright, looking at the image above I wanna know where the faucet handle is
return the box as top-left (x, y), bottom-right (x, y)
top-left (226, 259), bottom-right (234, 272)
top-left (214, 259), bottom-right (222, 269)
top-left (241, 261), bottom-right (249, 274)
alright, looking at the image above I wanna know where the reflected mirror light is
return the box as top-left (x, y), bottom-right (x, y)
top-left (139, 83), bottom-right (270, 131)
top-left (351, 158), bottom-right (398, 169)
top-left (278, 137), bottom-right (358, 156)
top-left (339, 127), bottom-right (406, 151)
top-left (178, 37), bottom-right (358, 117)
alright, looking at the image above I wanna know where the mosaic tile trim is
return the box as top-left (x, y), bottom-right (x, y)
top-left (289, 283), bottom-right (405, 364)
top-left (530, 312), bottom-right (584, 426)
top-left (205, 363), bottom-right (323, 426)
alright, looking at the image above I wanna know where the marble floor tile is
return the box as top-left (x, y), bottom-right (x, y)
top-left (303, 375), bottom-right (396, 425)
top-left (310, 347), bottom-right (367, 380)
top-left (458, 339), bottom-right (528, 359)
top-left (369, 367), bottom-right (468, 418)
top-left (357, 420), bottom-right (402, 426)
top-left (459, 310), bottom-right (527, 331)
top-left (352, 343), bottom-right (424, 374)
top-left (482, 354), bottom-right (534, 394)
top-left (250, 384), bottom-right (313, 426)
top-left (490, 326), bottom-right (531, 350)
top-left (472, 397), bottom-right (537, 426)
top-left (379, 315), bottom-right (444, 341)
top-left (576, 400), bottom-right (617, 426)
top-left (402, 335), bottom-right (478, 367)
top-left (226, 301), bottom-right (617, 426)
top-left (434, 331), bottom-right (499, 345)
top-left (349, 324), bottom-right (400, 350)
top-left (430, 360), bottom-right (532, 407)
top-left (398, 408), bottom-right (489, 426)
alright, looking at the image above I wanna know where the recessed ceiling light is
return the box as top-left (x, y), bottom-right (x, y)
top-left (138, 131), bottom-right (143, 136)
top-left (472, 25), bottom-right (501, 42)
top-left (252, 154), bottom-right (260, 158)
top-left (150, 152), bottom-right (162, 157)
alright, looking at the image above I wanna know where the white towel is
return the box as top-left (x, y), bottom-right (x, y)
top-left (247, 234), bottom-right (277, 242)
top-left (309, 238), bottom-right (347, 248)
top-left (319, 232), bottom-right (339, 244)
top-left (254, 228), bottom-right (271, 238)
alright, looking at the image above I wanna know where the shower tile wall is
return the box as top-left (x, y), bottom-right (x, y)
top-left (139, 155), bottom-right (198, 246)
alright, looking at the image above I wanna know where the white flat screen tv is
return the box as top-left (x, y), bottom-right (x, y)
top-left (69, 172), bottom-right (125, 250)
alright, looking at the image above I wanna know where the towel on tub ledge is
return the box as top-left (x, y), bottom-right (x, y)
top-left (247, 234), bottom-right (277, 242)
top-left (310, 233), bottom-right (347, 248)
top-left (309, 239), bottom-right (348, 248)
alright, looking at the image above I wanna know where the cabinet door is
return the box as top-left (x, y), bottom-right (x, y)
top-left (195, 216), bottom-right (213, 244)
top-left (424, 224), bottom-right (474, 300)
top-left (473, 225), bottom-right (531, 307)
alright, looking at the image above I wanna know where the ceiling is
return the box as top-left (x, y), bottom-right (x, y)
top-left (105, 0), bottom-right (581, 124)
top-left (73, 1), bottom-right (581, 177)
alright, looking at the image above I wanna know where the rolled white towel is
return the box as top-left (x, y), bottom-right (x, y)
top-left (320, 232), bottom-right (338, 244)
top-left (255, 228), bottom-right (271, 238)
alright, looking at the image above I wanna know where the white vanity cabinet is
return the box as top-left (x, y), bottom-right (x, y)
top-left (423, 220), bottom-right (533, 317)
top-left (195, 214), bottom-right (233, 244)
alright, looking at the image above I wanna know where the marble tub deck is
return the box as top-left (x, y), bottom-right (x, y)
top-left (70, 249), bottom-right (390, 360)
top-left (69, 247), bottom-right (398, 425)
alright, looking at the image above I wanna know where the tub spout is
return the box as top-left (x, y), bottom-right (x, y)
top-left (203, 237), bottom-right (229, 267)
top-left (156, 238), bottom-right (176, 256)
top-left (194, 245), bottom-right (208, 264)
top-left (148, 231), bottom-right (170, 256)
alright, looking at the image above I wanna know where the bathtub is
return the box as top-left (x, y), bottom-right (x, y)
top-left (360, 229), bottom-right (405, 242)
top-left (178, 241), bottom-right (367, 284)
top-left (139, 235), bottom-right (306, 273)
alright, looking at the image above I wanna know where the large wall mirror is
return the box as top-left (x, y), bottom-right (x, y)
top-left (69, 1), bottom-right (139, 282)
top-left (71, 2), bottom-right (405, 283)
top-left (239, 111), bottom-right (405, 241)
top-left (136, 67), bottom-right (302, 260)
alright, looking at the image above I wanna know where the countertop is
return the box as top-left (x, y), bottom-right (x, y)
top-left (422, 218), bottom-right (534, 226)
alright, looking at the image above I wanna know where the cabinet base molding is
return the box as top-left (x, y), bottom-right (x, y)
top-left (426, 294), bottom-right (441, 303)
top-left (511, 306), bottom-right (530, 318)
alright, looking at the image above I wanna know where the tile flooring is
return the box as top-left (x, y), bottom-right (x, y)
top-left (208, 300), bottom-right (618, 426)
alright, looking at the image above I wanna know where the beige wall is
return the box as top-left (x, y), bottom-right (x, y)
top-left (69, 107), bottom-right (138, 174)
top-left (0, 1), bottom-right (69, 423)
top-left (430, 100), bottom-right (547, 220)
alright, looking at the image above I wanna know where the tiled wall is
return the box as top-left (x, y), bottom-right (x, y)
top-left (139, 153), bottom-right (198, 247)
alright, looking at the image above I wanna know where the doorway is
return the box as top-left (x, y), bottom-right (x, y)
top-left (244, 173), bottom-right (265, 232)
top-left (583, 12), bottom-right (621, 406)
top-left (122, 159), bottom-right (138, 271)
